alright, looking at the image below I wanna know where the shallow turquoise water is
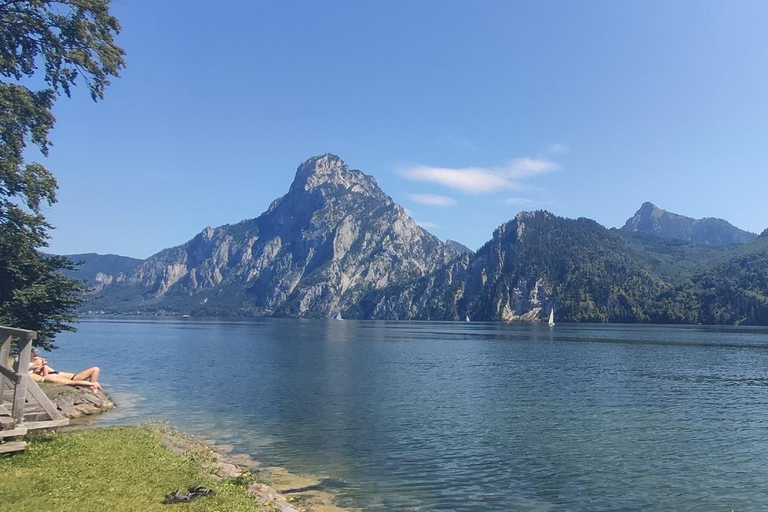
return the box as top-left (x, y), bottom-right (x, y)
top-left (52, 319), bottom-right (768, 511)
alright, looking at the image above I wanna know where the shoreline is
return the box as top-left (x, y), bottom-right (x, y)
top-left (156, 425), bottom-right (357, 512)
top-left (53, 389), bottom-right (356, 512)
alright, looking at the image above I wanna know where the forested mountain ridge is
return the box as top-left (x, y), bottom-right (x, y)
top-left (57, 253), bottom-right (143, 292)
top-left (361, 211), bottom-right (669, 322)
top-left (669, 235), bottom-right (768, 324)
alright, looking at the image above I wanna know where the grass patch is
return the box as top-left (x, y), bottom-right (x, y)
top-left (0, 426), bottom-right (264, 511)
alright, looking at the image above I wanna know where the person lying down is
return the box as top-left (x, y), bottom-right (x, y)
top-left (28, 348), bottom-right (103, 393)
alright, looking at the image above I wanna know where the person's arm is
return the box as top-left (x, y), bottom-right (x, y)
top-left (29, 357), bottom-right (44, 372)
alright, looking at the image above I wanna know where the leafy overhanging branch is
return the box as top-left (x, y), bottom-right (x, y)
top-left (0, 1), bottom-right (125, 349)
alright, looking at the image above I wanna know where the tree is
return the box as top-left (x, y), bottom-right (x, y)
top-left (0, 1), bottom-right (125, 349)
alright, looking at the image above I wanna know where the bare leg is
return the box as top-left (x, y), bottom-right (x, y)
top-left (42, 373), bottom-right (98, 390)
top-left (73, 367), bottom-right (100, 384)
top-left (72, 367), bottom-right (101, 392)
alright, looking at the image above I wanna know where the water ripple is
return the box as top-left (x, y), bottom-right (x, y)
top-left (52, 320), bottom-right (768, 511)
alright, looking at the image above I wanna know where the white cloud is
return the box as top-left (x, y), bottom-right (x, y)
top-left (415, 220), bottom-right (439, 229)
top-left (402, 165), bottom-right (517, 194)
top-left (547, 143), bottom-right (570, 155)
top-left (400, 158), bottom-right (559, 194)
top-left (408, 194), bottom-right (458, 206)
top-left (506, 157), bottom-right (560, 179)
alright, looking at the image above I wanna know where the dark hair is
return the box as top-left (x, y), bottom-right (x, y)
top-left (31, 348), bottom-right (39, 357)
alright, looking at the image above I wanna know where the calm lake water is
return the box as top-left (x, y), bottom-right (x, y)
top-left (52, 319), bottom-right (768, 511)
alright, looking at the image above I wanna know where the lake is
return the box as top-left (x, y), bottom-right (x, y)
top-left (51, 319), bottom-right (768, 511)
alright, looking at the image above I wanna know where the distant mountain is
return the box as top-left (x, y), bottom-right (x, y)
top-left (621, 202), bottom-right (756, 245)
top-left (59, 253), bottom-right (143, 292)
top-left (87, 154), bottom-right (460, 316)
top-left (76, 156), bottom-right (768, 325)
top-left (445, 239), bottom-right (472, 255)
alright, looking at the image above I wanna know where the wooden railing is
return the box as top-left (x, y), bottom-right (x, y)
top-left (0, 325), bottom-right (38, 424)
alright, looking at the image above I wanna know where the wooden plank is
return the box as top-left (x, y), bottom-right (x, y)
top-left (0, 411), bottom-right (13, 430)
top-left (0, 326), bottom-right (37, 340)
top-left (11, 338), bottom-right (32, 422)
top-left (0, 365), bottom-right (19, 383)
top-left (23, 419), bottom-right (69, 430)
top-left (23, 412), bottom-right (52, 423)
top-left (0, 441), bottom-right (27, 454)
top-left (22, 375), bottom-right (65, 421)
top-left (0, 426), bottom-right (28, 439)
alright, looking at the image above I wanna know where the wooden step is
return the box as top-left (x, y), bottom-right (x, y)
top-left (0, 415), bottom-right (14, 430)
top-left (0, 441), bottom-right (27, 454)
top-left (23, 419), bottom-right (69, 430)
top-left (23, 411), bottom-right (51, 423)
top-left (0, 426), bottom-right (27, 439)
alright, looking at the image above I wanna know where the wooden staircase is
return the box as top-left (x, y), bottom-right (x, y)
top-left (0, 326), bottom-right (69, 454)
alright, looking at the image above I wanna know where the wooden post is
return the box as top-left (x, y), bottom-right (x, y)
top-left (12, 337), bottom-right (32, 423)
top-left (0, 333), bottom-right (10, 401)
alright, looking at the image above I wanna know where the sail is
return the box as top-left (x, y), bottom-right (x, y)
top-left (335, 311), bottom-right (343, 320)
top-left (548, 308), bottom-right (555, 327)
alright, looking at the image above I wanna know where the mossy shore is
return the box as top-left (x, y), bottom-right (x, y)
top-left (0, 426), bottom-right (268, 511)
top-left (0, 423), bottom-right (354, 512)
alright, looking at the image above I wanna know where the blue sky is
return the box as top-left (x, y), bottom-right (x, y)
top-left (38, 0), bottom-right (768, 258)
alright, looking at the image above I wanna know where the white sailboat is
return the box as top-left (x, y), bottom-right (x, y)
top-left (548, 308), bottom-right (555, 327)
top-left (465, 315), bottom-right (470, 322)
top-left (335, 311), bottom-right (343, 320)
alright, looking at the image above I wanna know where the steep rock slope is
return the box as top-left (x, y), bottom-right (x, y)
top-left (90, 154), bottom-right (459, 317)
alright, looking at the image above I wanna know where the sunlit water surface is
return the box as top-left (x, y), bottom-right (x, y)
top-left (52, 319), bottom-right (768, 511)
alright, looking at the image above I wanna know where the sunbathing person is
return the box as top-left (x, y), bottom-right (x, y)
top-left (29, 371), bottom-right (102, 392)
top-left (28, 349), bottom-right (103, 392)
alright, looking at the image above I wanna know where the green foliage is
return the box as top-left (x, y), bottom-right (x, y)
top-left (0, 232), bottom-right (87, 348)
top-left (0, 1), bottom-right (125, 348)
top-left (672, 238), bottom-right (768, 325)
top-left (0, 0), bottom-right (125, 100)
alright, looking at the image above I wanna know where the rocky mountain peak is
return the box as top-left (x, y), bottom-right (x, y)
top-left (290, 153), bottom-right (381, 198)
top-left (88, 154), bottom-right (458, 318)
top-left (622, 202), bottom-right (756, 245)
top-left (637, 201), bottom-right (661, 216)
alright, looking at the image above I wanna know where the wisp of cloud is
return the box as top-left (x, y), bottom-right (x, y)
top-left (400, 157), bottom-right (559, 194)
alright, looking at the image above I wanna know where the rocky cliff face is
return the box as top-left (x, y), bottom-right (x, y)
top-left (91, 154), bottom-right (460, 317)
top-left (361, 210), bottom-right (668, 322)
top-left (621, 202), bottom-right (756, 245)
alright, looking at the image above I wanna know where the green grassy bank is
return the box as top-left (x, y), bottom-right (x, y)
top-left (0, 426), bottom-right (264, 511)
